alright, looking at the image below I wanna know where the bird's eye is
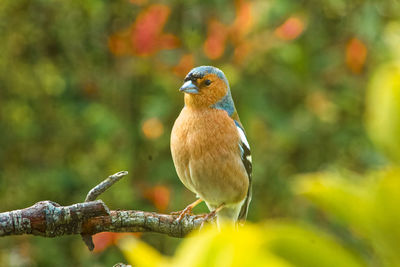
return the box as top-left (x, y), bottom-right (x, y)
top-left (204, 79), bottom-right (212, 86)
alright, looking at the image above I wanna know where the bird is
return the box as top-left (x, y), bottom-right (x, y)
top-left (170, 66), bottom-right (252, 226)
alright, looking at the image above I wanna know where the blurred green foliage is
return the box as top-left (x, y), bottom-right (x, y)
top-left (1, 0), bottom-right (400, 266)
top-left (119, 167), bottom-right (400, 267)
top-left (366, 62), bottom-right (400, 163)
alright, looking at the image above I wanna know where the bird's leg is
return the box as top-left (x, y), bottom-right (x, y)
top-left (171, 198), bottom-right (203, 221)
top-left (201, 203), bottom-right (225, 223)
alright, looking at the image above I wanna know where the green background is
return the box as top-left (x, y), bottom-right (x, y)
top-left (1, 0), bottom-right (398, 266)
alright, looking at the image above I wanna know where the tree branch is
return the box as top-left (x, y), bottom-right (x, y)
top-left (85, 171), bottom-right (128, 202)
top-left (0, 171), bottom-right (212, 251)
top-left (0, 200), bottom-right (206, 238)
top-left (82, 171), bottom-right (129, 250)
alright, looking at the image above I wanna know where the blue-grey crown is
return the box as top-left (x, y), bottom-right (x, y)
top-left (185, 66), bottom-right (226, 83)
top-left (186, 66), bottom-right (236, 116)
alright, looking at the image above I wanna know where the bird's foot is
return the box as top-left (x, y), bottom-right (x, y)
top-left (199, 203), bottom-right (225, 228)
top-left (200, 210), bottom-right (217, 222)
top-left (171, 205), bottom-right (194, 222)
top-left (171, 198), bottom-right (203, 222)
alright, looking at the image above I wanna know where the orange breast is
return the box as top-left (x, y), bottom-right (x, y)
top-left (170, 107), bottom-right (249, 205)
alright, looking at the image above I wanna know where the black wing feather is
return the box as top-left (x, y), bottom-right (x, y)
top-left (234, 121), bottom-right (252, 223)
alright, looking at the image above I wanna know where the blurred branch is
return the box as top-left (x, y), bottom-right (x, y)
top-left (0, 171), bottom-right (210, 251)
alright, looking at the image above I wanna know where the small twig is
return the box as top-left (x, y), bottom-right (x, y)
top-left (85, 171), bottom-right (129, 202)
top-left (82, 171), bottom-right (129, 251)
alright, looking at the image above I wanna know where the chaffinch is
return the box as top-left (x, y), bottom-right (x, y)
top-left (171, 66), bottom-right (252, 225)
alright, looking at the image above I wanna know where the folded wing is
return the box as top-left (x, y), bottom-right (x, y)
top-left (234, 120), bottom-right (252, 222)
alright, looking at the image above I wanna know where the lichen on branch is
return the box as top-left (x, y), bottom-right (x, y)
top-left (0, 171), bottom-right (212, 251)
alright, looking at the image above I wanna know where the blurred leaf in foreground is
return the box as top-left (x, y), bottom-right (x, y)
top-left (296, 167), bottom-right (400, 266)
top-left (366, 61), bottom-right (400, 164)
top-left (119, 222), bottom-right (363, 267)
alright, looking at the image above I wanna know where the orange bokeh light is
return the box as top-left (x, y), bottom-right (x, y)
top-left (346, 37), bottom-right (367, 74)
top-left (108, 4), bottom-right (179, 57)
top-left (173, 54), bottom-right (195, 78)
top-left (231, 0), bottom-right (253, 40)
top-left (275, 17), bottom-right (305, 41)
top-left (131, 4), bottom-right (172, 56)
top-left (108, 29), bottom-right (132, 56)
top-left (141, 117), bottom-right (164, 140)
top-left (144, 185), bottom-right (171, 212)
top-left (92, 232), bottom-right (141, 253)
top-left (203, 20), bottom-right (229, 60)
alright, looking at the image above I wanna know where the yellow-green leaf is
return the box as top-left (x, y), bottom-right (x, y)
top-left (366, 62), bottom-right (400, 163)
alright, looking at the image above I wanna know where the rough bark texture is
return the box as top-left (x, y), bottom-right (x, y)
top-left (85, 171), bottom-right (128, 202)
top-left (81, 171), bottom-right (129, 250)
top-left (0, 200), bottom-right (206, 238)
top-left (0, 171), bottom-right (212, 252)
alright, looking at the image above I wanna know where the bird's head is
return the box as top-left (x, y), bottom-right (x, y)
top-left (180, 66), bottom-right (236, 116)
